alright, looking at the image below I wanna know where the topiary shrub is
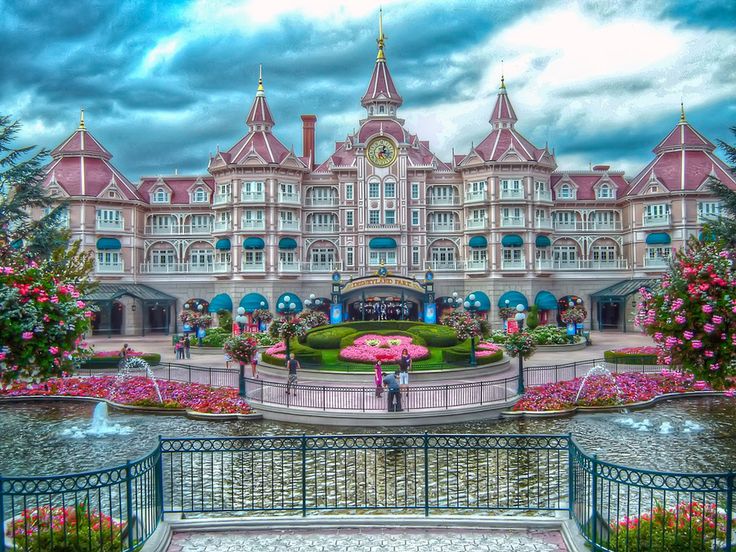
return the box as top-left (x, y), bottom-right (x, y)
top-left (604, 348), bottom-right (660, 365)
top-left (330, 320), bottom-right (426, 332)
top-left (288, 341), bottom-right (323, 365)
top-left (408, 325), bottom-right (458, 347)
top-left (339, 330), bottom-right (428, 350)
top-left (442, 342), bottom-right (503, 365)
top-left (305, 326), bottom-right (358, 349)
top-left (217, 309), bottom-right (233, 330)
top-left (526, 305), bottom-right (539, 330)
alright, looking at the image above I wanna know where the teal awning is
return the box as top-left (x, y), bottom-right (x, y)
top-left (215, 238), bottom-right (231, 250)
top-left (276, 292), bottom-right (303, 313)
top-left (96, 238), bottom-right (121, 250)
top-left (243, 237), bottom-right (265, 249)
top-left (501, 234), bottom-right (523, 247)
top-left (465, 291), bottom-right (491, 311)
top-left (534, 291), bottom-right (557, 310)
top-left (535, 235), bottom-right (551, 248)
top-left (469, 236), bottom-right (488, 248)
top-left (279, 237), bottom-right (298, 250)
top-left (369, 237), bottom-right (397, 249)
top-left (240, 292), bottom-right (269, 313)
top-left (498, 290), bottom-right (529, 309)
top-left (646, 232), bottom-right (671, 245)
top-left (208, 293), bottom-right (233, 313)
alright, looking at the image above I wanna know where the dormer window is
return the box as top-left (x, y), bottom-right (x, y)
top-left (649, 186), bottom-right (659, 194)
top-left (152, 188), bottom-right (169, 203)
top-left (559, 184), bottom-right (573, 199)
top-left (379, 105), bottom-right (384, 114)
top-left (193, 187), bottom-right (208, 203)
top-left (597, 184), bottom-right (613, 199)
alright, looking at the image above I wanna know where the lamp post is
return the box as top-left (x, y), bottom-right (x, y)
top-left (235, 307), bottom-right (248, 396)
top-left (463, 293), bottom-right (482, 366)
top-left (445, 291), bottom-right (462, 310)
top-left (514, 304), bottom-right (527, 395)
top-left (304, 293), bottom-right (322, 311)
top-left (278, 296), bottom-right (298, 359)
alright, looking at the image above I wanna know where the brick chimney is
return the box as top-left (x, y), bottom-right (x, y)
top-left (301, 114), bottom-right (317, 170)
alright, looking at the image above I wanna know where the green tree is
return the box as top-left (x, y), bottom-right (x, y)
top-left (706, 125), bottom-right (736, 246)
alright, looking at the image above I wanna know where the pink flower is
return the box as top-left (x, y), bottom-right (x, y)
top-left (704, 323), bottom-right (715, 333)
top-left (683, 330), bottom-right (694, 340)
top-left (22, 331), bottom-right (33, 340)
top-left (674, 315), bottom-right (687, 324)
top-left (702, 304), bottom-right (713, 314)
top-left (49, 346), bottom-right (59, 354)
top-left (704, 350), bottom-right (714, 358)
top-left (50, 295), bottom-right (59, 304)
top-left (691, 340), bottom-right (703, 349)
top-left (76, 300), bottom-right (85, 308)
top-left (712, 315), bottom-right (723, 324)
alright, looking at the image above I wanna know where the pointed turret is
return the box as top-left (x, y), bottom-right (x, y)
top-left (50, 109), bottom-right (112, 161)
top-left (246, 65), bottom-right (275, 131)
top-left (489, 75), bottom-right (518, 129)
top-left (361, 8), bottom-right (403, 118)
top-left (652, 103), bottom-right (715, 155)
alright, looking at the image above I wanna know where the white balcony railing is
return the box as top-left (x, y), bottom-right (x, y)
top-left (536, 259), bottom-right (629, 270)
top-left (279, 220), bottom-right (301, 231)
top-left (241, 220), bottom-right (266, 231)
top-left (240, 261), bottom-right (266, 272)
top-left (278, 192), bottom-right (301, 204)
top-left (144, 224), bottom-right (213, 235)
top-left (534, 191), bottom-right (553, 202)
top-left (304, 197), bottom-right (338, 207)
top-left (501, 258), bottom-right (526, 270)
top-left (145, 225), bottom-right (176, 235)
top-left (464, 190), bottom-right (487, 202)
top-left (278, 261), bottom-right (301, 272)
top-left (213, 194), bottom-right (231, 205)
top-left (426, 261), bottom-right (463, 271)
top-left (428, 196), bottom-right (460, 206)
top-left (697, 212), bottom-right (720, 223)
top-left (500, 216), bottom-right (525, 228)
top-left (428, 223), bottom-right (461, 232)
top-left (643, 257), bottom-right (670, 269)
top-left (305, 262), bottom-right (341, 272)
top-left (95, 261), bottom-right (124, 273)
top-left (553, 221), bottom-right (581, 231)
top-left (643, 213), bottom-right (671, 226)
top-left (213, 262), bottom-right (231, 273)
top-left (241, 191), bottom-right (265, 202)
top-left (213, 221), bottom-right (232, 232)
top-left (96, 218), bottom-right (124, 231)
top-left (466, 259), bottom-right (488, 271)
top-left (587, 221), bottom-right (622, 231)
top-left (306, 224), bottom-right (338, 233)
top-left (500, 188), bottom-right (525, 200)
top-left (535, 217), bottom-right (553, 229)
top-left (465, 219), bottom-right (487, 230)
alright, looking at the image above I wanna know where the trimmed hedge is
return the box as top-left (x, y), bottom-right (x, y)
top-left (306, 327), bottom-right (358, 349)
top-left (442, 344), bottom-right (503, 365)
top-left (408, 325), bottom-right (458, 347)
top-left (338, 329), bottom-right (428, 350)
top-left (318, 320), bottom-right (427, 332)
top-left (603, 350), bottom-right (660, 365)
top-left (81, 353), bottom-right (162, 369)
top-left (202, 327), bottom-right (231, 348)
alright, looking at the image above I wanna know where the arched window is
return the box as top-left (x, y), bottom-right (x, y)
top-left (152, 188), bottom-right (169, 203)
top-left (559, 184), bottom-right (573, 199)
top-left (193, 187), bottom-right (208, 203)
top-left (597, 184), bottom-right (612, 199)
top-left (379, 105), bottom-right (384, 114)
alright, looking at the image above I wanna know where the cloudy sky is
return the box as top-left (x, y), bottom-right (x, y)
top-left (2, 0), bottom-right (735, 181)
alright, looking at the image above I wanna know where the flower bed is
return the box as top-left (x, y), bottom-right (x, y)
top-left (265, 342), bottom-right (287, 359)
top-left (476, 341), bottom-right (503, 358)
top-left (513, 370), bottom-right (710, 411)
top-left (0, 376), bottom-right (253, 414)
top-left (604, 346), bottom-right (660, 365)
top-left (339, 334), bottom-right (430, 364)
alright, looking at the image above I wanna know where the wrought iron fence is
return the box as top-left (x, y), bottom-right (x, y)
top-left (525, 358), bottom-right (664, 387)
top-left (2, 434), bottom-right (733, 551)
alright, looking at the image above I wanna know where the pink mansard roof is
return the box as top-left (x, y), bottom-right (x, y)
top-left (138, 176), bottom-right (214, 205)
top-left (489, 81), bottom-right (517, 125)
top-left (551, 172), bottom-right (629, 200)
top-left (361, 59), bottom-right (403, 108)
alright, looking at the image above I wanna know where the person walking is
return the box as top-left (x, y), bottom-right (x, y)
top-left (224, 351), bottom-right (232, 369)
top-left (250, 350), bottom-right (259, 379)
top-left (373, 359), bottom-right (383, 398)
top-left (285, 352), bottom-right (300, 396)
top-left (118, 343), bottom-right (130, 369)
top-left (184, 335), bottom-right (191, 360)
top-left (398, 348), bottom-right (412, 387)
top-left (382, 370), bottom-right (402, 412)
top-left (174, 339), bottom-right (182, 360)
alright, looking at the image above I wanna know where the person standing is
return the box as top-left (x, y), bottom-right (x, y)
top-left (184, 335), bottom-right (191, 360)
top-left (286, 353), bottom-right (300, 396)
top-left (174, 339), bottom-right (182, 360)
top-left (398, 348), bottom-right (412, 387)
top-left (250, 350), bottom-right (259, 379)
top-left (383, 370), bottom-right (402, 412)
top-left (373, 359), bottom-right (383, 398)
top-left (118, 343), bottom-right (130, 369)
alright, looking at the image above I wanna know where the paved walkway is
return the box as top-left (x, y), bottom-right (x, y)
top-left (167, 527), bottom-right (568, 552)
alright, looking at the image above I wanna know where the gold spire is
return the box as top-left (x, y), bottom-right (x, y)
top-left (78, 108), bottom-right (85, 130)
top-left (257, 64), bottom-right (265, 95)
top-left (679, 100), bottom-right (686, 123)
top-left (500, 59), bottom-right (506, 90)
top-left (376, 7), bottom-right (386, 61)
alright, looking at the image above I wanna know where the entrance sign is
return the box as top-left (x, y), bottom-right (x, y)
top-left (341, 275), bottom-right (425, 294)
top-left (424, 303), bottom-right (436, 324)
top-left (330, 304), bottom-right (343, 324)
top-left (566, 323), bottom-right (576, 336)
top-left (507, 319), bottom-right (519, 334)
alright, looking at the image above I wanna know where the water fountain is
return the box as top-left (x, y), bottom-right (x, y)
top-left (60, 402), bottom-right (133, 438)
top-left (613, 415), bottom-right (704, 435)
top-left (112, 357), bottom-right (163, 404)
top-left (574, 364), bottom-right (623, 405)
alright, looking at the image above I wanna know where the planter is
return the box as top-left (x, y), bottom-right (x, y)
top-left (5, 511), bottom-right (129, 551)
top-left (535, 340), bottom-right (586, 352)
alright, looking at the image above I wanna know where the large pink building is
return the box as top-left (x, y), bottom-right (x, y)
top-left (40, 24), bottom-right (736, 335)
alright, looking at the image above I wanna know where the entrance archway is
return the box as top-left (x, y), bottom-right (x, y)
top-left (339, 275), bottom-right (428, 322)
top-left (111, 301), bottom-right (124, 334)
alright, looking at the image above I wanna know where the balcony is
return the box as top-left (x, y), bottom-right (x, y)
top-left (278, 220), bottom-right (300, 231)
top-left (240, 261), bottom-right (266, 272)
top-left (643, 213), bottom-right (671, 227)
top-left (500, 216), bottom-right (525, 228)
top-left (95, 261), bottom-right (124, 273)
top-left (587, 221), bottom-right (622, 231)
top-left (536, 259), bottom-right (629, 270)
top-left (366, 223), bottom-right (401, 231)
top-left (96, 218), bottom-right (124, 231)
top-left (697, 211), bottom-right (720, 223)
top-left (535, 217), bottom-right (553, 230)
top-left (501, 258), bottom-right (526, 270)
top-left (213, 221), bottom-right (232, 232)
top-left (213, 262), bottom-right (231, 273)
top-left (464, 190), bottom-right (487, 203)
top-left (306, 223), bottom-right (338, 233)
top-left (428, 195), bottom-right (460, 206)
top-left (465, 219), bottom-right (487, 230)
top-left (553, 221), bottom-right (582, 232)
top-left (144, 224), bottom-right (213, 235)
top-left (643, 257), bottom-right (670, 269)
top-left (213, 193), bottom-right (231, 205)
top-left (241, 191), bottom-right (265, 202)
top-left (305, 262), bottom-right (341, 272)
top-left (241, 220), bottom-right (266, 231)
top-left (534, 191), bottom-right (553, 202)
top-left (466, 259), bottom-right (488, 271)
top-left (145, 225), bottom-right (176, 235)
top-left (278, 260), bottom-right (301, 272)
top-left (428, 223), bottom-right (461, 233)
top-left (304, 197), bottom-right (338, 207)
top-left (278, 192), bottom-right (301, 204)
top-left (140, 262), bottom-right (217, 274)
top-left (426, 260), bottom-right (463, 271)
top-left (499, 188), bottom-right (525, 200)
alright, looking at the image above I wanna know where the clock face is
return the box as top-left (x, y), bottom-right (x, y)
top-left (366, 137), bottom-right (397, 168)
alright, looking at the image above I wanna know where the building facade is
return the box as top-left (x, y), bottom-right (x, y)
top-left (40, 25), bottom-right (736, 335)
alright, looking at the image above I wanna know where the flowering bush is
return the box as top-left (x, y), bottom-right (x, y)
top-left (560, 306), bottom-right (587, 324)
top-left (269, 319), bottom-right (306, 341)
top-left (613, 346), bottom-right (660, 355)
top-left (254, 332), bottom-right (279, 346)
top-left (610, 501), bottom-right (732, 552)
top-left (223, 334), bottom-right (258, 363)
top-left (504, 332), bottom-right (536, 359)
top-left (476, 342), bottom-right (503, 358)
top-left (487, 330), bottom-right (508, 344)
top-left (529, 325), bottom-right (572, 345)
top-left (636, 239), bottom-right (736, 388)
top-left (252, 309), bottom-right (273, 325)
top-left (0, 375), bottom-right (253, 414)
top-left (297, 310), bottom-right (328, 329)
top-left (179, 311), bottom-right (212, 329)
top-left (6, 501), bottom-right (125, 552)
top-left (339, 334), bottom-right (430, 364)
top-left (513, 370), bottom-right (708, 411)
top-left (499, 307), bottom-right (516, 321)
top-left (0, 257), bottom-right (94, 384)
